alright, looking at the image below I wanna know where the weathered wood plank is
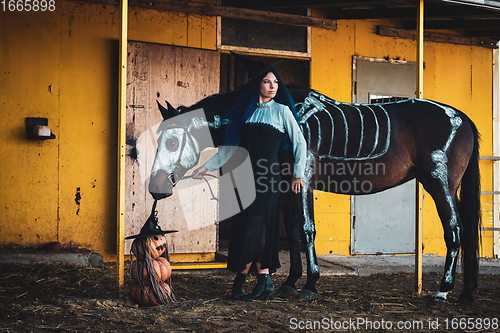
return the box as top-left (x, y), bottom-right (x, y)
top-left (77, 0), bottom-right (337, 31)
top-left (125, 42), bottom-right (220, 256)
top-left (126, 41), bottom-right (150, 254)
top-left (377, 26), bottom-right (498, 49)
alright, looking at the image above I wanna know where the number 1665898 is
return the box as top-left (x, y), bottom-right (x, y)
top-left (2, 0), bottom-right (56, 11)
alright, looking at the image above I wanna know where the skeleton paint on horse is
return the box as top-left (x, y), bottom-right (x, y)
top-left (149, 84), bottom-right (481, 306)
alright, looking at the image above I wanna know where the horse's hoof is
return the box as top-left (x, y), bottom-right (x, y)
top-left (429, 296), bottom-right (447, 307)
top-left (298, 289), bottom-right (318, 300)
top-left (277, 285), bottom-right (297, 298)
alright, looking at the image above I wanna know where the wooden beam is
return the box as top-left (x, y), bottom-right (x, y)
top-left (225, 0), bottom-right (405, 8)
top-left (464, 29), bottom-right (500, 39)
top-left (415, 0), bottom-right (424, 296)
top-left (328, 7), bottom-right (416, 20)
top-left (79, 0), bottom-right (337, 30)
top-left (327, 3), bottom-right (500, 20)
top-left (116, 0), bottom-right (128, 290)
top-left (377, 25), bottom-right (498, 48)
top-left (409, 18), bottom-right (500, 31)
top-left (493, 45), bottom-right (500, 257)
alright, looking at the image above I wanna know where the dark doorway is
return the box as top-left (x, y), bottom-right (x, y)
top-left (220, 53), bottom-right (310, 93)
top-left (218, 53), bottom-right (310, 250)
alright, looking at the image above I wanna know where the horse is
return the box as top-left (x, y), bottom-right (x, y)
top-left (148, 86), bottom-right (481, 306)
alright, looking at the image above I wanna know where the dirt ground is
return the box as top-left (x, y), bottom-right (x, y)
top-left (1, 262), bottom-right (499, 332)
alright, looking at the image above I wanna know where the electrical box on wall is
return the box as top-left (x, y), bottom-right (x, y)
top-left (26, 117), bottom-right (56, 140)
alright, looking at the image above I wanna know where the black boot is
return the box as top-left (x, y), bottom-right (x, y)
top-left (242, 274), bottom-right (274, 301)
top-left (230, 273), bottom-right (246, 300)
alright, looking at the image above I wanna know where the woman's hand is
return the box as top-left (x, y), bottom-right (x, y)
top-left (292, 177), bottom-right (303, 194)
top-left (192, 166), bottom-right (208, 179)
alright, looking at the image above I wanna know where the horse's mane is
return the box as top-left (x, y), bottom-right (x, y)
top-left (177, 84), bottom-right (315, 119)
top-left (287, 85), bottom-right (318, 105)
top-left (177, 88), bottom-right (243, 120)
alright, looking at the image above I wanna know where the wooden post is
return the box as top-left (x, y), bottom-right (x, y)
top-left (416, 1), bottom-right (424, 100)
top-left (415, 0), bottom-right (424, 295)
top-left (117, 0), bottom-right (128, 289)
top-left (493, 43), bottom-right (500, 258)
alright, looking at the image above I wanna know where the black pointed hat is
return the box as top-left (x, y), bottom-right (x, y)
top-left (125, 200), bottom-right (178, 239)
top-left (231, 51), bottom-right (283, 83)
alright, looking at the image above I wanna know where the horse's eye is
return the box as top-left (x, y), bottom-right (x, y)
top-left (166, 138), bottom-right (179, 151)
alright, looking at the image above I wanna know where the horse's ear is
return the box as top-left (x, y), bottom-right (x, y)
top-left (231, 51), bottom-right (268, 79)
top-left (231, 51), bottom-right (261, 70)
top-left (157, 100), bottom-right (179, 120)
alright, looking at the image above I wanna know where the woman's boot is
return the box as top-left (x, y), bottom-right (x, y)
top-left (242, 274), bottom-right (274, 301)
top-left (230, 273), bottom-right (246, 300)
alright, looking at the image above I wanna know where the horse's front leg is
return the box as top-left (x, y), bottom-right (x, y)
top-left (277, 189), bottom-right (303, 298)
top-left (297, 184), bottom-right (320, 300)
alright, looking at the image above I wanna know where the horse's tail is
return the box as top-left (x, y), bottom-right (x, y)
top-left (458, 117), bottom-right (481, 299)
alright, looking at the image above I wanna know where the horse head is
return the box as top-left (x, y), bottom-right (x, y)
top-left (149, 100), bottom-right (209, 200)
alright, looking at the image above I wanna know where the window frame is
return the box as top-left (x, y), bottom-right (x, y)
top-left (216, 11), bottom-right (311, 59)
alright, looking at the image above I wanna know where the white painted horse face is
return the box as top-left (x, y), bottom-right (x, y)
top-left (149, 105), bottom-right (212, 200)
top-left (149, 126), bottom-right (201, 199)
top-left (154, 127), bottom-right (200, 174)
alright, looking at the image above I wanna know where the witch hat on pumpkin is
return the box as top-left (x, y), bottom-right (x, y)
top-left (126, 199), bottom-right (177, 239)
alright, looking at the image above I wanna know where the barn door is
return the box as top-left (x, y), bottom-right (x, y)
top-left (125, 42), bottom-right (220, 257)
top-left (351, 56), bottom-right (416, 254)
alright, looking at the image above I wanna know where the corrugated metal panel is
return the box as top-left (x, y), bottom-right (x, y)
top-left (442, 0), bottom-right (500, 10)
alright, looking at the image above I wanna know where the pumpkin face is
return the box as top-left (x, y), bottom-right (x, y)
top-left (129, 282), bottom-right (171, 307)
top-left (131, 235), bottom-right (168, 260)
top-left (130, 259), bottom-right (160, 284)
top-left (156, 257), bottom-right (172, 281)
top-left (149, 235), bottom-right (167, 258)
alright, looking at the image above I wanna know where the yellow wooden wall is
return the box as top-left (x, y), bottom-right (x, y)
top-left (310, 19), bottom-right (495, 257)
top-left (0, 0), bottom-right (216, 260)
top-left (1, 2), bottom-right (495, 259)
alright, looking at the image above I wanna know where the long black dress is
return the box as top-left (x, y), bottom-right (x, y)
top-left (204, 99), bottom-right (306, 273)
top-left (227, 122), bottom-right (285, 273)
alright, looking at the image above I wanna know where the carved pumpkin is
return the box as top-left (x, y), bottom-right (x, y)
top-left (131, 234), bottom-right (167, 260)
top-left (130, 259), bottom-right (160, 284)
top-left (129, 282), bottom-right (171, 307)
top-left (156, 257), bottom-right (172, 281)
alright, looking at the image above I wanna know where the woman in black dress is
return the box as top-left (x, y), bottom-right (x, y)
top-left (193, 63), bottom-right (306, 301)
